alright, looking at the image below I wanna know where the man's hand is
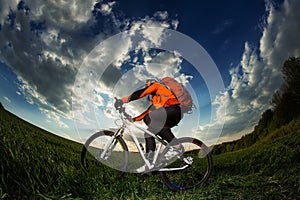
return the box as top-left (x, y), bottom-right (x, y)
top-left (129, 117), bottom-right (136, 122)
top-left (114, 98), bottom-right (123, 110)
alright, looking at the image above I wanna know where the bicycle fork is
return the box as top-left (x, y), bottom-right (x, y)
top-left (100, 129), bottom-right (123, 160)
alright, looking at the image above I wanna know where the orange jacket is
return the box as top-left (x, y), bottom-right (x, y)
top-left (122, 82), bottom-right (180, 121)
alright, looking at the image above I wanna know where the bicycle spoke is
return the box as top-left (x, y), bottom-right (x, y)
top-left (81, 130), bottom-right (129, 172)
top-left (159, 137), bottom-right (212, 191)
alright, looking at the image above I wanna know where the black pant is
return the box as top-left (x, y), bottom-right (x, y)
top-left (143, 105), bottom-right (182, 152)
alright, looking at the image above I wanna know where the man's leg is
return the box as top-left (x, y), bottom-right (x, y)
top-left (143, 113), bottom-right (158, 153)
top-left (144, 133), bottom-right (156, 152)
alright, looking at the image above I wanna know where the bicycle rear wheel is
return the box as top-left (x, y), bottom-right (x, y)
top-left (81, 130), bottom-right (129, 172)
top-left (159, 137), bottom-right (213, 191)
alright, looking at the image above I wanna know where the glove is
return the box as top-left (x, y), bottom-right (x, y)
top-left (130, 117), bottom-right (136, 122)
top-left (114, 98), bottom-right (123, 110)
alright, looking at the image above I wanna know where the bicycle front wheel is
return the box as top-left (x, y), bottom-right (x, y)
top-left (159, 137), bottom-right (213, 191)
top-left (81, 130), bottom-right (129, 172)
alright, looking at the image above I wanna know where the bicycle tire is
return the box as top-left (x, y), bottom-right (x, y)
top-left (81, 130), bottom-right (129, 172)
top-left (159, 137), bottom-right (213, 191)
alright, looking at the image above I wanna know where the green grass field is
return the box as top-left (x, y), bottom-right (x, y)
top-left (0, 107), bottom-right (299, 199)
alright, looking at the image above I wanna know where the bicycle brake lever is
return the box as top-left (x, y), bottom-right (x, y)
top-left (114, 97), bottom-right (132, 121)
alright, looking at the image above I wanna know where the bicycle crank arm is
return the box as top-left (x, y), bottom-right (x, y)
top-left (158, 165), bottom-right (190, 172)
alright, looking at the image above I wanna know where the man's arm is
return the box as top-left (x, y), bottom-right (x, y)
top-left (122, 83), bottom-right (158, 103)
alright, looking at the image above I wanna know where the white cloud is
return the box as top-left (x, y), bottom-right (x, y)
top-left (154, 11), bottom-right (168, 20)
top-left (0, 2), bottom-right (94, 117)
top-left (3, 96), bottom-right (11, 103)
top-left (17, 75), bottom-right (70, 128)
top-left (140, 21), bottom-right (167, 46)
top-left (0, 1), bottom-right (124, 128)
top-left (0, 1), bottom-right (194, 143)
top-left (208, 0), bottom-right (300, 142)
top-left (17, 76), bottom-right (46, 105)
top-left (41, 107), bottom-right (69, 128)
top-left (72, 49), bottom-right (190, 133)
top-left (68, 11), bottom-right (186, 137)
top-left (0, 1), bottom-right (19, 25)
top-left (212, 19), bottom-right (233, 34)
top-left (144, 51), bottom-right (182, 79)
top-left (26, 0), bottom-right (95, 29)
top-left (98, 1), bottom-right (116, 16)
top-left (129, 15), bottom-right (178, 48)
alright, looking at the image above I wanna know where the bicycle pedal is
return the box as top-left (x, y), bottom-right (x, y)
top-left (141, 171), bottom-right (152, 176)
top-left (117, 171), bottom-right (125, 177)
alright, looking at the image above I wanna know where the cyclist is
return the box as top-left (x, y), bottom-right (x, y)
top-left (116, 78), bottom-right (184, 171)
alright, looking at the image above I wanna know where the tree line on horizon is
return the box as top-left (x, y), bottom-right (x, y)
top-left (212, 56), bottom-right (300, 154)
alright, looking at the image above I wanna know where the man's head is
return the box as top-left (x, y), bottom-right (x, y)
top-left (146, 79), bottom-right (157, 86)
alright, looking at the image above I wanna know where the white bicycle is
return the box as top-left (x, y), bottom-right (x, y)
top-left (81, 98), bottom-right (213, 191)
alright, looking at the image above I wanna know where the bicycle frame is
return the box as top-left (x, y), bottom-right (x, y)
top-left (106, 112), bottom-right (192, 172)
top-left (124, 119), bottom-right (165, 170)
top-left (82, 101), bottom-right (213, 191)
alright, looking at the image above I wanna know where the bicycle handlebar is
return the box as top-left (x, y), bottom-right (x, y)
top-left (114, 97), bottom-right (132, 121)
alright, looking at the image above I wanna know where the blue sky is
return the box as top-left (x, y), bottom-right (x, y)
top-left (0, 0), bottom-right (299, 146)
